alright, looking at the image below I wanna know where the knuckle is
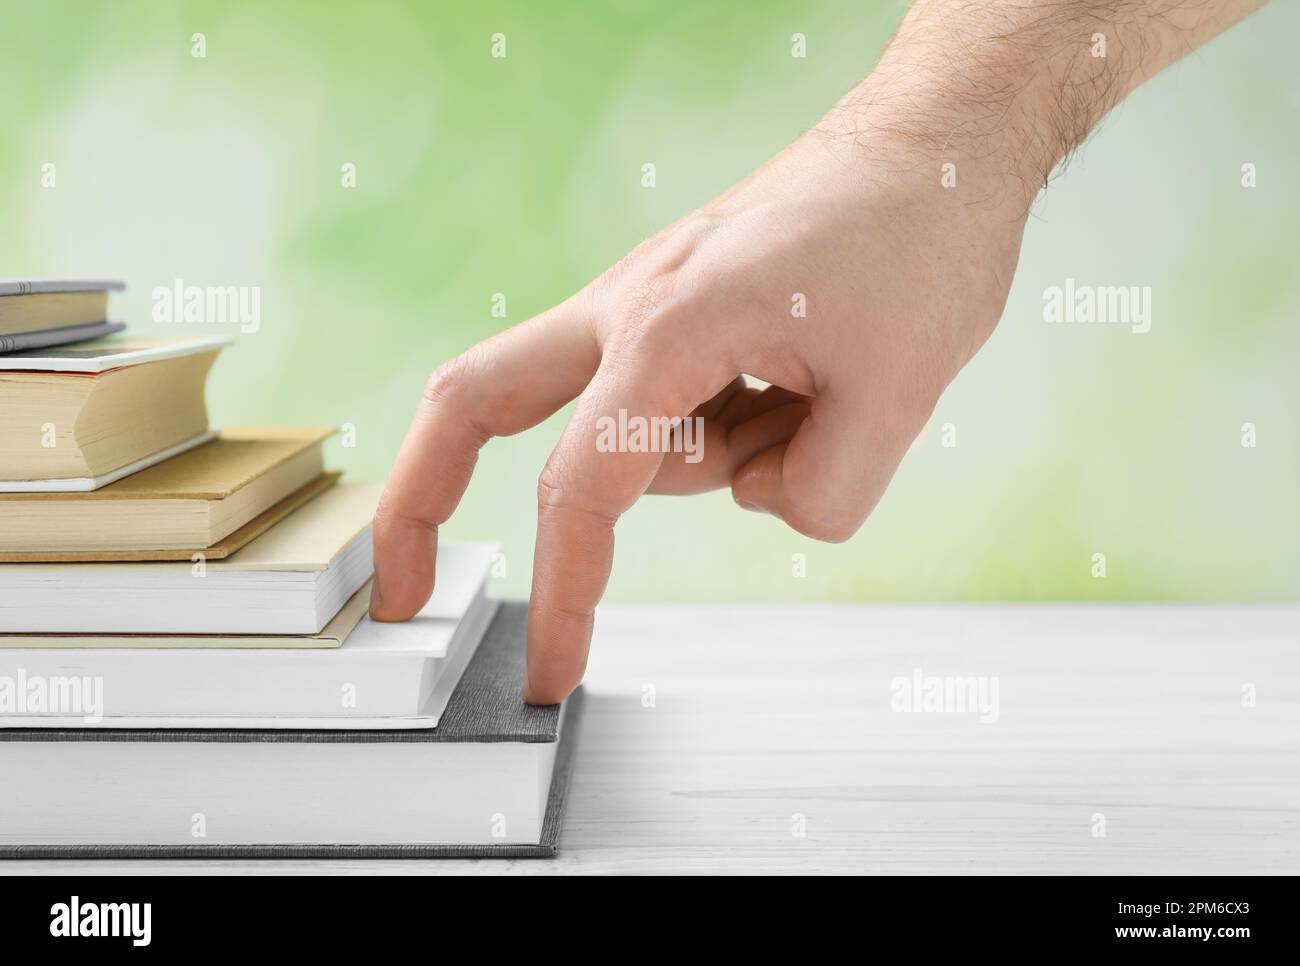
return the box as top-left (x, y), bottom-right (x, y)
top-left (536, 463), bottom-right (619, 529)
top-left (604, 288), bottom-right (731, 401)
top-left (371, 497), bottom-right (398, 534)
top-left (610, 277), bottom-right (679, 354)
top-left (423, 350), bottom-right (479, 409)
top-left (422, 349), bottom-right (492, 440)
top-left (422, 364), bottom-right (459, 409)
top-left (535, 464), bottom-right (566, 510)
top-left (373, 493), bottom-right (439, 536)
top-left (536, 598), bottom-right (595, 632)
top-left (604, 219), bottom-right (724, 353)
top-left (596, 209), bottom-right (721, 302)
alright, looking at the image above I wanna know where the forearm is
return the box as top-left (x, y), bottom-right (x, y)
top-left (822, 0), bottom-right (1266, 205)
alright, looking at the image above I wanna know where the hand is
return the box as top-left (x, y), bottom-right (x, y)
top-left (370, 110), bottom-right (1028, 702)
top-left (370, 0), bottom-right (1263, 704)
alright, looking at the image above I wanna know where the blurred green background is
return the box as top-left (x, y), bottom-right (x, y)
top-left (2, 1), bottom-right (1295, 601)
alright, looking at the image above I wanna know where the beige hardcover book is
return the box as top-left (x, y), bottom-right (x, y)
top-left (0, 471), bottom-right (339, 563)
top-left (0, 292), bottom-right (111, 334)
top-left (0, 279), bottom-right (124, 336)
top-left (0, 427), bottom-right (335, 552)
top-left (0, 337), bottom-right (228, 485)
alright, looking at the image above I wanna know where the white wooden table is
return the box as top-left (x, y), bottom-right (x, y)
top-left (6, 604), bottom-right (1297, 875)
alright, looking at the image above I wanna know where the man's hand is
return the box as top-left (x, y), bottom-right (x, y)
top-left (371, 0), bottom-right (1265, 704)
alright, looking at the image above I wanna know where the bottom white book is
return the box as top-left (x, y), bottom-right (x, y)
top-left (0, 603), bottom-right (582, 856)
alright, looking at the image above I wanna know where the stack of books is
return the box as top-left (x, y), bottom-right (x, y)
top-left (0, 280), bottom-right (580, 858)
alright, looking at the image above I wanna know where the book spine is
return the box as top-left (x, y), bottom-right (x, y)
top-left (0, 320), bottom-right (124, 353)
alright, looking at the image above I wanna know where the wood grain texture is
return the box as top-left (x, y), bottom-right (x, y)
top-left (4, 603), bottom-right (1296, 875)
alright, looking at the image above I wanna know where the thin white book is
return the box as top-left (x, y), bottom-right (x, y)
top-left (0, 589), bottom-right (498, 728)
top-left (0, 333), bottom-right (232, 373)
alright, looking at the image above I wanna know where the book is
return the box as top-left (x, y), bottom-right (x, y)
top-left (0, 336), bottom-right (230, 488)
top-left (0, 471), bottom-right (339, 562)
top-left (0, 427), bottom-right (218, 494)
top-left (0, 321), bottom-right (126, 354)
top-left (0, 579), bottom-right (373, 652)
top-left (0, 426), bottom-right (333, 552)
top-left (0, 279), bottom-right (124, 341)
top-left (0, 544), bottom-right (500, 727)
top-left (0, 334), bottom-right (230, 373)
top-left (0, 482), bottom-right (383, 635)
top-left (0, 603), bottom-right (582, 857)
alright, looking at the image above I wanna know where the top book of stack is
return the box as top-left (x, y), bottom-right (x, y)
top-left (0, 336), bottom-right (231, 491)
top-left (1, 279), bottom-right (231, 492)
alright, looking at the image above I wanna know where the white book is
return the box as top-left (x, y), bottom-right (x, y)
top-left (0, 334), bottom-right (232, 373)
top-left (0, 709), bottom-right (560, 846)
top-left (0, 605), bottom-right (579, 855)
top-left (0, 529), bottom-right (494, 638)
top-left (0, 590), bottom-right (498, 728)
top-left (0, 483), bottom-right (392, 635)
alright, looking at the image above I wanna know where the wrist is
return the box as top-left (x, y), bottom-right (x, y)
top-left (813, 0), bottom-right (1264, 213)
top-left (817, 2), bottom-right (1135, 212)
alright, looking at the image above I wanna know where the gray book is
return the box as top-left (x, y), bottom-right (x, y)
top-left (0, 320), bottom-right (125, 353)
top-left (0, 279), bottom-right (125, 296)
top-left (0, 602), bottom-right (583, 859)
